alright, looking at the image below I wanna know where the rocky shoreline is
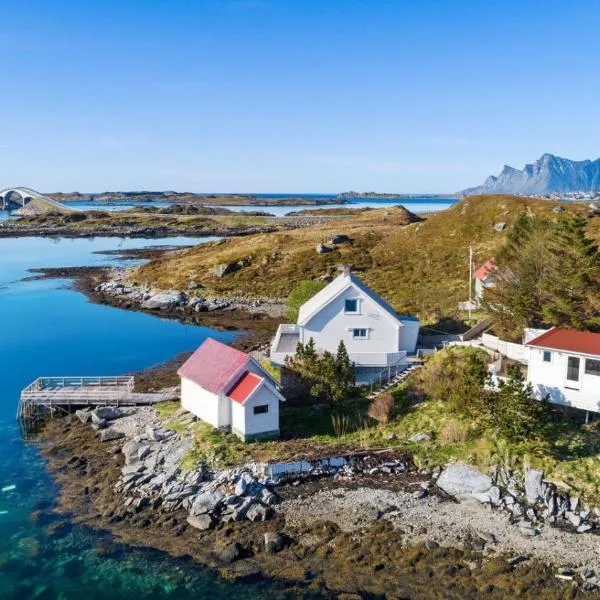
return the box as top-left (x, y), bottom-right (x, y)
top-left (28, 264), bottom-right (282, 351)
top-left (35, 403), bottom-right (600, 597)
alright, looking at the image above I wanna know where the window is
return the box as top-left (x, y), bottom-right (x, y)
top-left (344, 299), bottom-right (359, 313)
top-left (585, 359), bottom-right (600, 376)
top-left (253, 404), bottom-right (269, 415)
top-left (353, 328), bottom-right (368, 339)
top-left (543, 351), bottom-right (552, 363)
top-left (566, 356), bottom-right (580, 382)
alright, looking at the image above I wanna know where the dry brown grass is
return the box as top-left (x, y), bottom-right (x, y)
top-left (439, 419), bottom-right (470, 444)
top-left (129, 196), bottom-right (596, 321)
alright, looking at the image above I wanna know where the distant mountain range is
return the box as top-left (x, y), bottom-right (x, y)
top-left (460, 154), bottom-right (600, 196)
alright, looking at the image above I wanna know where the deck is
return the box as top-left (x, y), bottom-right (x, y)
top-left (17, 376), bottom-right (175, 428)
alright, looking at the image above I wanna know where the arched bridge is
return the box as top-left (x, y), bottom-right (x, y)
top-left (0, 187), bottom-right (70, 211)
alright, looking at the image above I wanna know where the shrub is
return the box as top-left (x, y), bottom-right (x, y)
top-left (416, 346), bottom-right (489, 413)
top-left (439, 419), bottom-right (469, 444)
top-left (368, 394), bottom-right (393, 425)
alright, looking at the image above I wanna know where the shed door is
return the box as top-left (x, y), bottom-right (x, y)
top-left (565, 356), bottom-right (581, 390)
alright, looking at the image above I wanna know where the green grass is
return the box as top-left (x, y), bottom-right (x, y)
top-left (157, 378), bottom-right (600, 504)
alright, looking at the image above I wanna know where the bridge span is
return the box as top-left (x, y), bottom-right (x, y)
top-left (0, 187), bottom-right (72, 211)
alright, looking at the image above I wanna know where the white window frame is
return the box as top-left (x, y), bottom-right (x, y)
top-left (352, 327), bottom-right (369, 340)
top-left (344, 298), bottom-right (360, 314)
top-left (542, 350), bottom-right (552, 363)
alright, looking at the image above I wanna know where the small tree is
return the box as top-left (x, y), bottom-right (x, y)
top-left (286, 279), bottom-right (328, 321)
top-left (286, 338), bottom-right (355, 403)
top-left (485, 365), bottom-right (548, 441)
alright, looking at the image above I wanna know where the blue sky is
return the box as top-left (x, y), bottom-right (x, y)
top-left (1, 0), bottom-right (599, 193)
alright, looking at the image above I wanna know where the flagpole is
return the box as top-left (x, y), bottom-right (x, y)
top-left (468, 245), bottom-right (473, 320)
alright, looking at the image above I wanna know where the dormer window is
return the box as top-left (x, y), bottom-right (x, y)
top-left (344, 299), bottom-right (359, 313)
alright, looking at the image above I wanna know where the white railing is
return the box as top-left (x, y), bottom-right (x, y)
top-left (21, 376), bottom-right (134, 398)
top-left (348, 351), bottom-right (407, 367)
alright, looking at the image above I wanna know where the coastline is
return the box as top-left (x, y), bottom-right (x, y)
top-left (34, 411), bottom-right (590, 598)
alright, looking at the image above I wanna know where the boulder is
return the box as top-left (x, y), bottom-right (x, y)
top-left (186, 514), bottom-right (214, 531)
top-left (142, 290), bottom-right (186, 310)
top-left (246, 504), bottom-right (271, 522)
top-left (122, 440), bottom-right (141, 464)
top-left (410, 432), bottom-right (431, 443)
top-left (93, 406), bottom-right (122, 421)
top-left (235, 472), bottom-right (259, 496)
top-left (316, 243), bottom-right (333, 254)
top-left (190, 489), bottom-right (224, 515)
top-left (99, 429), bottom-right (125, 443)
top-left (220, 542), bottom-right (243, 564)
top-left (211, 262), bottom-right (241, 278)
top-left (329, 234), bottom-right (352, 245)
top-left (264, 532), bottom-right (284, 554)
top-left (524, 469), bottom-right (544, 504)
top-left (437, 463), bottom-right (493, 499)
top-left (75, 408), bottom-right (92, 424)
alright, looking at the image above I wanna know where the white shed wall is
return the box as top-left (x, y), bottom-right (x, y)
top-left (231, 385), bottom-right (280, 437)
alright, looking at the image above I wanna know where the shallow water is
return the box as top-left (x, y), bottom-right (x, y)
top-left (0, 236), bottom-right (310, 599)
top-left (17, 195), bottom-right (458, 217)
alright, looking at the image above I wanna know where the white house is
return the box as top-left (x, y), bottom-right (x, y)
top-left (525, 328), bottom-right (600, 414)
top-left (270, 269), bottom-right (420, 383)
top-left (474, 259), bottom-right (496, 304)
top-left (178, 338), bottom-right (285, 442)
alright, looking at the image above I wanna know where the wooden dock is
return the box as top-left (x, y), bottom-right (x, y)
top-left (17, 376), bottom-right (174, 432)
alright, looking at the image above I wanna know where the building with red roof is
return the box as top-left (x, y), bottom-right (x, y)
top-left (474, 259), bottom-right (496, 304)
top-left (525, 327), bottom-right (600, 414)
top-left (178, 338), bottom-right (284, 442)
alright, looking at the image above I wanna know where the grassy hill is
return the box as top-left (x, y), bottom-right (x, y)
top-left (130, 196), bottom-right (593, 322)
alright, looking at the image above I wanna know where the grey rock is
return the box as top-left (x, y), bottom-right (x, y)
top-left (494, 222), bottom-right (506, 232)
top-left (246, 504), bottom-right (271, 522)
top-left (211, 262), bottom-right (241, 278)
top-left (138, 444), bottom-right (151, 461)
top-left (437, 463), bottom-right (493, 499)
top-left (142, 290), bottom-right (186, 310)
top-left (232, 497), bottom-right (255, 521)
top-left (577, 524), bottom-right (593, 534)
top-left (93, 406), bottom-right (122, 421)
top-left (329, 234), bottom-right (352, 245)
top-left (186, 514), bottom-right (214, 531)
top-left (264, 532), bottom-right (284, 554)
top-left (566, 511), bottom-right (581, 528)
top-left (99, 428), bottom-right (125, 442)
top-left (234, 472), bottom-right (256, 496)
top-left (191, 489), bottom-right (224, 515)
top-left (524, 469), bottom-right (544, 504)
top-left (220, 542), bottom-right (243, 564)
top-left (75, 408), bottom-right (92, 424)
top-left (260, 488), bottom-right (278, 506)
top-left (410, 432), bottom-right (431, 443)
top-left (316, 243), bottom-right (333, 254)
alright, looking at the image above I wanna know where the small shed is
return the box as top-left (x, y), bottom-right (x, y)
top-left (177, 338), bottom-right (284, 442)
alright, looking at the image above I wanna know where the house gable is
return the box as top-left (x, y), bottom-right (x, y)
top-left (298, 273), bottom-right (406, 330)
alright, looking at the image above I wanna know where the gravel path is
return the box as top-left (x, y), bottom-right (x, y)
top-left (280, 486), bottom-right (600, 570)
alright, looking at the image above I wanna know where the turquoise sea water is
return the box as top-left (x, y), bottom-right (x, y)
top-left (0, 236), bottom-right (312, 599)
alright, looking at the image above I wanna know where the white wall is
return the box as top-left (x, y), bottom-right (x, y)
top-left (181, 377), bottom-right (224, 426)
top-left (231, 384), bottom-right (280, 437)
top-left (302, 286), bottom-right (400, 365)
top-left (528, 347), bottom-right (600, 413)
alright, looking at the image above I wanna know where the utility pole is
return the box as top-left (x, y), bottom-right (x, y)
top-left (468, 245), bottom-right (473, 320)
